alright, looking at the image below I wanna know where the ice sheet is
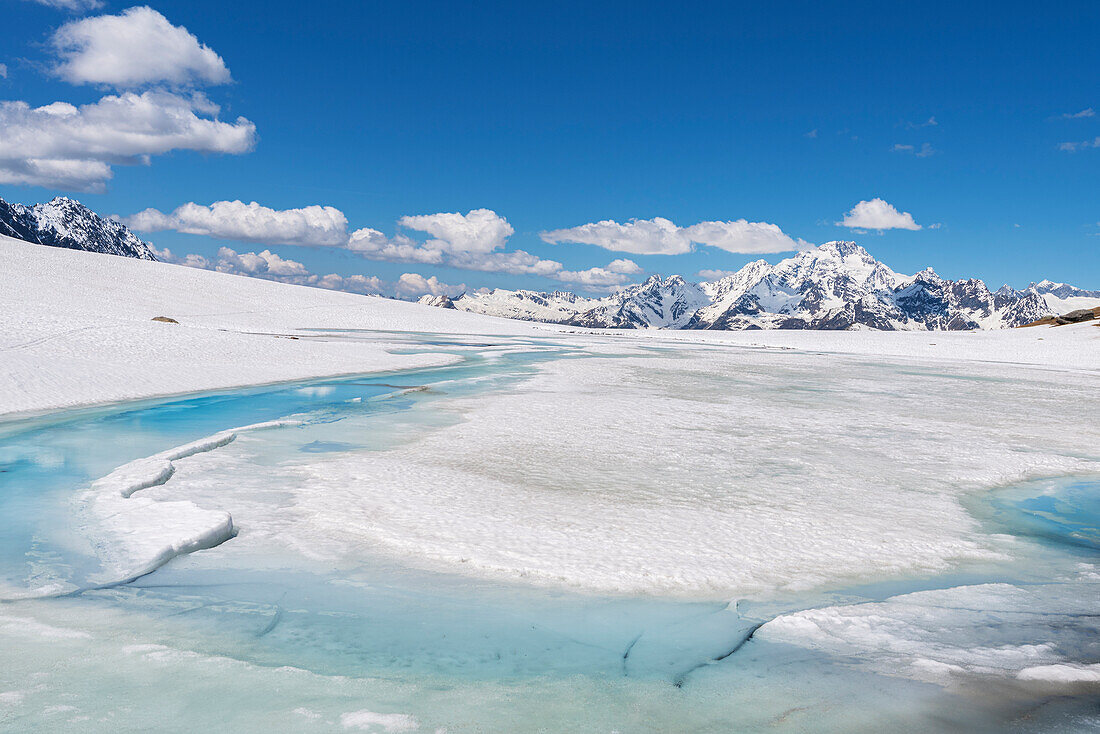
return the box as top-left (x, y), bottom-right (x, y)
top-left (150, 347), bottom-right (1100, 598)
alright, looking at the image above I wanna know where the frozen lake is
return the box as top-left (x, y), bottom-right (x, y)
top-left (1, 332), bottom-right (1098, 732)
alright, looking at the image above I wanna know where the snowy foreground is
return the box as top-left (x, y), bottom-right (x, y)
top-left (1, 236), bottom-right (1100, 732)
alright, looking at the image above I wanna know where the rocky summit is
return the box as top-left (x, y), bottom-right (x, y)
top-left (0, 196), bottom-right (157, 261)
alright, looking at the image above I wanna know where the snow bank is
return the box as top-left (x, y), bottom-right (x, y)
top-left (758, 575), bottom-right (1100, 690)
top-left (0, 236), bottom-right (549, 417)
top-left (78, 420), bottom-right (301, 583)
top-left (1017, 663), bottom-right (1100, 684)
top-left (339, 710), bottom-right (421, 732)
top-left (277, 346), bottom-right (1100, 596)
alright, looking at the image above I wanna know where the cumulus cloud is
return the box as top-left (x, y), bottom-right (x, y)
top-left (51, 7), bottom-right (230, 88)
top-left (541, 217), bottom-right (690, 255)
top-left (133, 202), bottom-right (640, 289)
top-left (0, 91), bottom-right (255, 190)
top-left (683, 219), bottom-right (810, 254)
top-left (397, 209), bottom-right (513, 254)
top-left (448, 249), bottom-right (563, 277)
top-left (837, 198), bottom-right (922, 231)
top-left (24, 0), bottom-right (103, 9)
top-left (126, 200), bottom-right (348, 247)
top-left (347, 227), bottom-right (443, 264)
top-left (395, 273), bottom-right (465, 299)
top-left (554, 261), bottom-right (643, 288)
top-left (541, 216), bottom-right (806, 255)
top-left (213, 247), bottom-right (310, 277)
top-left (156, 245), bottom-right (464, 299)
top-left (606, 258), bottom-right (642, 274)
top-left (353, 211), bottom-right (627, 284)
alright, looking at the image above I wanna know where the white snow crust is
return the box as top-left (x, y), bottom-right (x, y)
top-left (0, 235), bottom-right (549, 417)
top-left (76, 420), bottom-right (302, 583)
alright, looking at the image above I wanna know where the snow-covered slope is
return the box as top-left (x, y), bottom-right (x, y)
top-left (0, 235), bottom-right (549, 417)
top-left (0, 195), bottom-right (158, 260)
top-left (1021, 279), bottom-right (1100, 315)
top-left (445, 242), bottom-right (1099, 331)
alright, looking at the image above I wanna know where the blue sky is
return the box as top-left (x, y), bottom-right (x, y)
top-left (3, 0), bottom-right (1099, 296)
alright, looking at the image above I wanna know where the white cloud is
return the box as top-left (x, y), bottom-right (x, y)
top-left (137, 203), bottom-right (636, 290)
top-left (448, 249), bottom-right (563, 276)
top-left (155, 245), bottom-right (464, 300)
top-left (606, 258), bottom-right (642, 274)
top-left (1058, 137), bottom-right (1100, 152)
top-left (126, 200), bottom-right (348, 247)
top-left (554, 263), bottom-right (641, 288)
top-left (541, 216), bottom-right (805, 255)
top-left (397, 209), bottom-right (513, 254)
top-left (23, 0), bottom-right (103, 9)
top-left (541, 217), bottom-right (690, 255)
top-left (696, 269), bottom-right (738, 280)
top-left (0, 91), bottom-right (255, 191)
top-left (347, 227), bottom-right (443, 264)
top-left (837, 198), bottom-right (922, 231)
top-left (0, 64), bottom-right (7, 79)
top-left (214, 247), bottom-right (309, 277)
top-left (52, 7), bottom-right (230, 89)
top-left (683, 219), bottom-right (809, 254)
top-left (1059, 108), bottom-right (1095, 119)
top-left (805, 129), bottom-right (818, 139)
top-left (395, 273), bottom-right (465, 299)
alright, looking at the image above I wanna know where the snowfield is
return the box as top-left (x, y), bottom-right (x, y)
top-left (2, 234), bottom-right (1096, 418)
top-left (0, 235), bottom-right (547, 417)
top-left (2, 234), bottom-right (1100, 729)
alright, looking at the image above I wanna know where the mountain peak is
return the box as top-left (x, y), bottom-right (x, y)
top-left (0, 194), bottom-right (158, 261)
top-left (814, 241), bottom-right (871, 259)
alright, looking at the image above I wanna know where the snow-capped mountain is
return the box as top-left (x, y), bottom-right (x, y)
top-left (0, 196), bottom-right (157, 261)
top-left (573, 274), bottom-right (710, 329)
top-left (445, 242), bottom-right (1098, 331)
top-left (416, 294), bottom-right (457, 309)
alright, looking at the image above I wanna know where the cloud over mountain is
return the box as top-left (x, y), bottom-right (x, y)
top-left (126, 200), bottom-right (348, 247)
top-left (837, 198), bottom-right (922, 231)
top-left (541, 217), bottom-right (806, 255)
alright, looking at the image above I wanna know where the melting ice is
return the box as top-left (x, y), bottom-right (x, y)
top-left (1, 335), bottom-right (1098, 732)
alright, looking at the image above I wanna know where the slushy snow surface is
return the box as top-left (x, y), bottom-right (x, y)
top-left (274, 348), bottom-right (1098, 596)
top-left (2, 236), bottom-right (1100, 731)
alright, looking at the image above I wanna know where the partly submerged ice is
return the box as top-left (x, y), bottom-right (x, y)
top-left (1, 334), bottom-right (1099, 731)
top-left (278, 347), bottom-right (1098, 597)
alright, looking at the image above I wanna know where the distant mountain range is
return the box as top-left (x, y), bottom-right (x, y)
top-left (427, 241), bottom-right (1100, 331)
top-left (0, 195), bottom-right (157, 261)
top-left (2, 195), bottom-right (1096, 331)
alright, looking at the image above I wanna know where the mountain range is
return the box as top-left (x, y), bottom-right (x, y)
top-left (2, 194), bottom-right (1096, 331)
top-left (0, 196), bottom-right (157, 261)
top-left (426, 241), bottom-right (1100, 331)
